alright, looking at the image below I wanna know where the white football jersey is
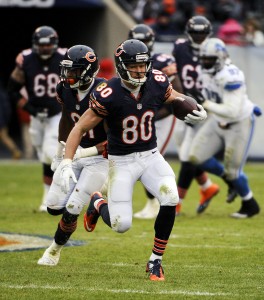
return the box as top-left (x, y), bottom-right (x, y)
top-left (201, 61), bottom-right (254, 123)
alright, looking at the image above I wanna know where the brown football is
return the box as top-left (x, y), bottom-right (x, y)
top-left (172, 96), bottom-right (198, 121)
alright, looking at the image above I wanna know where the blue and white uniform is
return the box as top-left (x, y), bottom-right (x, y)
top-left (190, 61), bottom-right (255, 181)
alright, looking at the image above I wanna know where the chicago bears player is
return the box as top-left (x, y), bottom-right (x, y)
top-left (128, 23), bottom-right (182, 219)
top-left (8, 26), bottom-right (66, 212)
top-left (189, 38), bottom-right (260, 218)
top-left (60, 39), bottom-right (207, 281)
top-left (37, 45), bottom-right (108, 266)
top-left (172, 16), bottom-right (235, 215)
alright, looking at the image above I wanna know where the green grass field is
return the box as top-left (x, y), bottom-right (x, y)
top-left (0, 160), bottom-right (263, 300)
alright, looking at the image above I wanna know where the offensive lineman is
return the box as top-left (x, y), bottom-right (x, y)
top-left (189, 38), bottom-right (260, 218)
top-left (8, 26), bottom-right (66, 212)
top-left (37, 45), bottom-right (108, 266)
top-left (60, 39), bottom-right (207, 280)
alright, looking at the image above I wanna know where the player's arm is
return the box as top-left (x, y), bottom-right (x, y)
top-left (203, 87), bottom-right (242, 119)
top-left (7, 66), bottom-right (25, 104)
top-left (171, 74), bottom-right (184, 93)
top-left (64, 108), bottom-right (103, 160)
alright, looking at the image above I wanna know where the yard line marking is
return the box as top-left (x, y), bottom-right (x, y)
top-left (0, 283), bottom-right (234, 296)
top-left (169, 244), bottom-right (245, 249)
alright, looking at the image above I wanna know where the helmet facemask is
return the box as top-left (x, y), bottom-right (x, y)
top-left (117, 60), bottom-right (152, 87)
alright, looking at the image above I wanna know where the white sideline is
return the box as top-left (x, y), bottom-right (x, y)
top-left (0, 283), bottom-right (233, 296)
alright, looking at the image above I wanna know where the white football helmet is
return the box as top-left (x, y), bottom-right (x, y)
top-left (199, 38), bottom-right (229, 74)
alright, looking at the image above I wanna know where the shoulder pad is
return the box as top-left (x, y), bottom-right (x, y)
top-left (216, 64), bottom-right (244, 91)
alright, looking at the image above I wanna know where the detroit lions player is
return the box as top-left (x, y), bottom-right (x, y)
top-left (37, 45), bottom-right (108, 266)
top-left (60, 39), bottom-right (207, 281)
top-left (8, 26), bottom-right (66, 212)
top-left (189, 38), bottom-right (260, 218)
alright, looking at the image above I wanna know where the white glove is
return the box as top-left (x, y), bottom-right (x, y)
top-left (184, 104), bottom-right (207, 125)
top-left (60, 159), bottom-right (77, 194)
top-left (51, 155), bottom-right (63, 172)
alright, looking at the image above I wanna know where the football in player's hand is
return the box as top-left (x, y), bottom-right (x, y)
top-left (172, 96), bottom-right (198, 120)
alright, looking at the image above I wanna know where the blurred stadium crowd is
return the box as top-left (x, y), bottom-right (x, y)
top-left (116, 0), bottom-right (264, 44)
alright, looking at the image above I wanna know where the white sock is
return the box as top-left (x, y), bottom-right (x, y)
top-left (48, 240), bottom-right (63, 252)
top-left (201, 178), bottom-right (212, 190)
top-left (149, 253), bottom-right (162, 262)
top-left (242, 191), bottom-right (253, 201)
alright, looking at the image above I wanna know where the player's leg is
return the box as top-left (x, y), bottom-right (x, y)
top-left (84, 154), bottom-right (138, 233)
top-left (39, 114), bottom-right (60, 211)
top-left (198, 156), bottom-right (238, 203)
top-left (141, 151), bottom-right (178, 281)
top-left (28, 117), bottom-right (50, 211)
top-left (134, 116), bottom-right (176, 219)
top-left (223, 118), bottom-right (260, 218)
top-left (178, 123), bottom-right (220, 214)
top-left (37, 161), bottom-right (82, 266)
top-left (189, 118), bottom-right (222, 213)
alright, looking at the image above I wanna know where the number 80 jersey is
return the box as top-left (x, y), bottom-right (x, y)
top-left (89, 70), bottom-right (172, 155)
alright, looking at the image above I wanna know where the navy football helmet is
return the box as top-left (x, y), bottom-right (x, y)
top-left (152, 53), bottom-right (176, 82)
top-left (114, 39), bottom-right (152, 87)
top-left (60, 45), bottom-right (99, 89)
top-left (32, 25), bottom-right (58, 59)
top-left (128, 24), bottom-right (155, 52)
top-left (185, 16), bottom-right (212, 49)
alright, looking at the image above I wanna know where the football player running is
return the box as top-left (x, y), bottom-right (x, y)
top-left (128, 24), bottom-right (182, 219)
top-left (8, 26), bottom-right (66, 212)
top-left (171, 16), bottom-right (233, 215)
top-left (189, 38), bottom-right (260, 218)
top-left (37, 45), bottom-right (108, 266)
top-left (61, 39), bottom-right (207, 281)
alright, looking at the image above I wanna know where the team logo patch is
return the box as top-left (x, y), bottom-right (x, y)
top-left (137, 103), bottom-right (142, 110)
top-left (0, 232), bottom-right (86, 252)
top-left (76, 104), bottom-right (80, 110)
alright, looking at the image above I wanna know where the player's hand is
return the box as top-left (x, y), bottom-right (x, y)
top-left (60, 159), bottom-right (77, 194)
top-left (253, 105), bottom-right (262, 117)
top-left (184, 104), bottom-right (207, 124)
top-left (51, 155), bottom-right (63, 172)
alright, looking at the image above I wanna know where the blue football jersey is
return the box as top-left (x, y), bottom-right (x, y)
top-left (56, 78), bottom-right (107, 148)
top-left (89, 71), bottom-right (172, 155)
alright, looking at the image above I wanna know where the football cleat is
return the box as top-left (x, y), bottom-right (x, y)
top-left (37, 247), bottom-right (61, 266)
top-left (226, 187), bottom-right (238, 203)
top-left (84, 192), bottom-right (106, 232)
top-left (197, 183), bottom-right (220, 214)
top-left (231, 198), bottom-right (260, 218)
top-left (133, 198), bottom-right (160, 219)
top-left (39, 204), bottom-right (47, 212)
top-left (175, 203), bottom-right (182, 216)
top-left (146, 259), bottom-right (165, 281)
